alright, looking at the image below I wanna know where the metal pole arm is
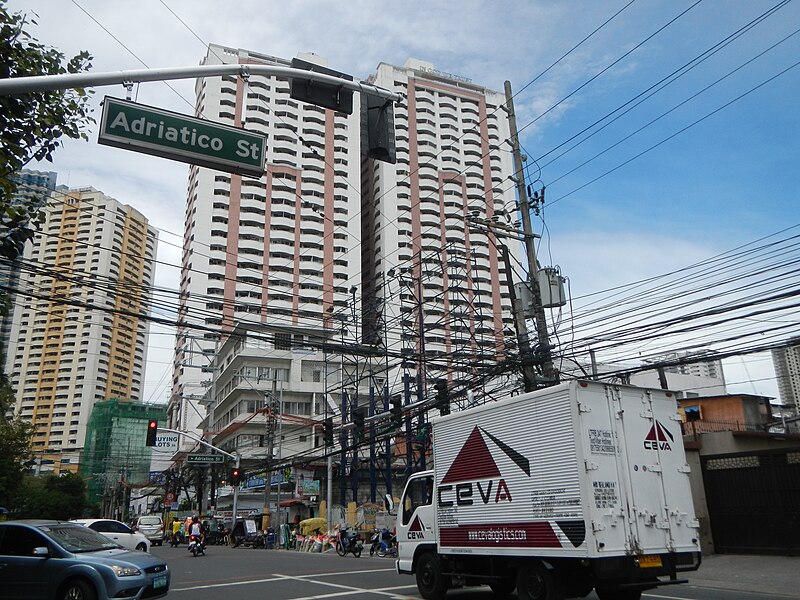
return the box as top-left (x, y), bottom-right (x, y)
top-left (0, 63), bottom-right (401, 102)
top-left (157, 426), bottom-right (237, 462)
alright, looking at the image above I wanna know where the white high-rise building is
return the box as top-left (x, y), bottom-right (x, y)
top-left (772, 338), bottom-right (800, 413)
top-left (169, 45), bottom-right (363, 437)
top-left (362, 59), bottom-right (522, 401)
top-left (6, 186), bottom-right (157, 470)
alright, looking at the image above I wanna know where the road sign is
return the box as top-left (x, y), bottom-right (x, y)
top-left (187, 454), bottom-right (225, 464)
top-left (98, 96), bottom-right (266, 177)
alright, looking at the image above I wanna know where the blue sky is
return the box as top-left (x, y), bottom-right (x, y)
top-left (7, 0), bottom-right (799, 403)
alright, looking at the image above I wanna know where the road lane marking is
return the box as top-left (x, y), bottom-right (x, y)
top-left (172, 571), bottom-right (418, 598)
top-left (173, 574), bottom-right (292, 591)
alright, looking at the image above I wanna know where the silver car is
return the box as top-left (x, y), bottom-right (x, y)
top-left (0, 520), bottom-right (170, 600)
top-left (133, 515), bottom-right (164, 546)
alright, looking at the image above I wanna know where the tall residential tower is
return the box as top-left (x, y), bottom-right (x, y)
top-left (169, 46), bottom-right (363, 437)
top-left (6, 186), bottom-right (157, 470)
top-left (362, 59), bottom-right (521, 402)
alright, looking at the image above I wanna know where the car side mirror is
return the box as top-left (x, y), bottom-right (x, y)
top-left (32, 547), bottom-right (50, 557)
top-left (384, 493), bottom-right (395, 514)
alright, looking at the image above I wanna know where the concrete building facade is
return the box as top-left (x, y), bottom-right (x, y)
top-left (362, 59), bottom-right (521, 400)
top-left (771, 337), bottom-right (800, 413)
top-left (169, 45), bottom-right (365, 440)
top-left (1, 169), bottom-right (60, 364)
top-left (6, 186), bottom-right (157, 469)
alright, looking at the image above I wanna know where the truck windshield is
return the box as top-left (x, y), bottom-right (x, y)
top-left (402, 474), bottom-right (433, 525)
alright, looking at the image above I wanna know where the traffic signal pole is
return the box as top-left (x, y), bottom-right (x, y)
top-left (0, 63), bottom-right (400, 101)
top-left (150, 426), bottom-right (240, 521)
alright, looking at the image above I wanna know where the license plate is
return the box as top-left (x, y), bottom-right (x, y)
top-left (638, 555), bottom-right (662, 568)
top-left (153, 575), bottom-right (168, 589)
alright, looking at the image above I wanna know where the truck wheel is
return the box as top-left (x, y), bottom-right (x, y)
top-left (489, 578), bottom-right (516, 598)
top-left (595, 589), bottom-right (641, 600)
top-left (516, 561), bottom-right (562, 600)
top-left (416, 552), bottom-right (449, 600)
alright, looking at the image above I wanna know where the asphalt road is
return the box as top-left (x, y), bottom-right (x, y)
top-left (152, 544), bottom-right (787, 600)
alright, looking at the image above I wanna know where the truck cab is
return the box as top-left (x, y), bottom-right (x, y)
top-left (396, 471), bottom-right (435, 576)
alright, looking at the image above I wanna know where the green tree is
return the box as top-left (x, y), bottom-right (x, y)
top-left (0, 0), bottom-right (94, 260)
top-left (15, 472), bottom-right (87, 519)
top-left (0, 378), bottom-right (33, 510)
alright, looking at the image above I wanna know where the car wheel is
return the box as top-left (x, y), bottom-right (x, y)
top-left (136, 542), bottom-right (148, 552)
top-left (60, 578), bottom-right (97, 600)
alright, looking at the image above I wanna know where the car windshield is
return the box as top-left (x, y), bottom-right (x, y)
top-left (40, 524), bottom-right (120, 553)
top-left (139, 517), bottom-right (161, 525)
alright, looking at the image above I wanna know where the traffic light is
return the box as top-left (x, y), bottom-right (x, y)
top-left (323, 417), bottom-right (334, 447)
top-left (353, 407), bottom-right (364, 433)
top-left (435, 380), bottom-right (450, 416)
top-left (231, 468), bottom-right (241, 486)
top-left (289, 57), bottom-right (354, 114)
top-left (361, 92), bottom-right (396, 164)
top-left (145, 420), bottom-right (158, 446)
top-left (390, 395), bottom-right (402, 416)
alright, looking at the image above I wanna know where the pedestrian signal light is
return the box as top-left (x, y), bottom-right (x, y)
top-left (231, 468), bottom-right (241, 486)
top-left (145, 420), bottom-right (158, 446)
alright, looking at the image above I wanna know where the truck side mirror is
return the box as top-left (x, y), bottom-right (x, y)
top-left (384, 493), bottom-right (395, 514)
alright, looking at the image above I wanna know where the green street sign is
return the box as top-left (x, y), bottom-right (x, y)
top-left (98, 96), bottom-right (266, 177)
top-left (187, 454), bottom-right (225, 464)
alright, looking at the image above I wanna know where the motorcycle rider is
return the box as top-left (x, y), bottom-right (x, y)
top-left (170, 517), bottom-right (181, 546)
top-left (189, 516), bottom-right (204, 549)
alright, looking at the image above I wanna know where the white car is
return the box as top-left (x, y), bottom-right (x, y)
top-left (71, 518), bottom-right (150, 552)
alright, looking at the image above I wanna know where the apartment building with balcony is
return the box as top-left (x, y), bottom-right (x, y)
top-left (169, 45), bottom-right (363, 439)
top-left (5, 186), bottom-right (157, 469)
top-left (361, 59), bottom-right (521, 400)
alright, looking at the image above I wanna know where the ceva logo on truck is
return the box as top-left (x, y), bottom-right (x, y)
top-left (438, 426), bottom-right (530, 507)
top-left (643, 420), bottom-right (674, 451)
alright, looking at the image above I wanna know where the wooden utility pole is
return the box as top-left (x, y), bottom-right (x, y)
top-left (504, 81), bottom-right (556, 388)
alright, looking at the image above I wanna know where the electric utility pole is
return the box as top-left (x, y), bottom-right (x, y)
top-left (504, 81), bottom-right (556, 388)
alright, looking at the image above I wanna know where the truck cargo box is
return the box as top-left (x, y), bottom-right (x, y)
top-left (431, 380), bottom-right (699, 558)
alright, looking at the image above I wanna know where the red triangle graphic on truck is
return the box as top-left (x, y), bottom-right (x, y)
top-left (409, 515), bottom-right (425, 532)
top-left (441, 426), bottom-right (500, 483)
top-left (644, 421), bottom-right (674, 442)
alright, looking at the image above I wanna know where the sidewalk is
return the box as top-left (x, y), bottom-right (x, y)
top-left (685, 554), bottom-right (800, 598)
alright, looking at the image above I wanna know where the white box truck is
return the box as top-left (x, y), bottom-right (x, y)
top-left (395, 380), bottom-right (701, 600)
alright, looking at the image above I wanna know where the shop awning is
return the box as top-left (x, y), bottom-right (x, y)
top-left (278, 498), bottom-right (304, 507)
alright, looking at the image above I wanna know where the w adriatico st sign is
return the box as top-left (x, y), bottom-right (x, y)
top-left (99, 96), bottom-right (266, 176)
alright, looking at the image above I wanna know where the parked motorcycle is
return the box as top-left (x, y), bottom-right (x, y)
top-left (368, 528), bottom-right (381, 556)
top-left (188, 534), bottom-right (205, 556)
top-left (335, 525), bottom-right (362, 558)
top-left (376, 528), bottom-right (397, 558)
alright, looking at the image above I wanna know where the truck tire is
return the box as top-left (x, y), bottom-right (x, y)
top-left (489, 578), bottom-right (516, 598)
top-left (516, 561), bottom-right (562, 600)
top-left (595, 589), bottom-right (641, 600)
top-left (416, 552), bottom-right (449, 600)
